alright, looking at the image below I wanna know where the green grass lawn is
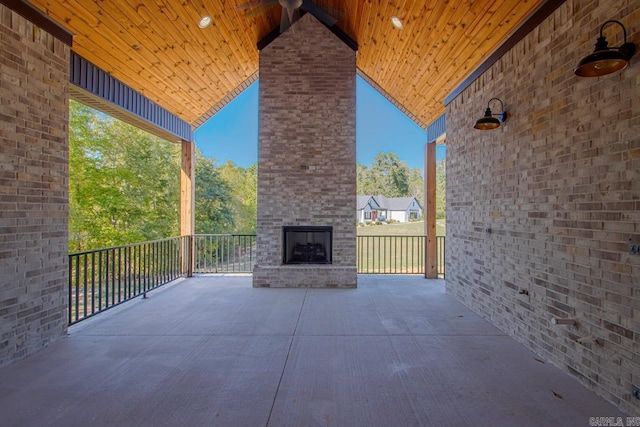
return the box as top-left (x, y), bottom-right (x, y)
top-left (357, 220), bottom-right (446, 236)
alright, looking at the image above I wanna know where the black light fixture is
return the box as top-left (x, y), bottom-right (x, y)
top-left (575, 20), bottom-right (636, 77)
top-left (473, 98), bottom-right (507, 130)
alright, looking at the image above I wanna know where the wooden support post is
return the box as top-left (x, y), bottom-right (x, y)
top-left (180, 140), bottom-right (195, 277)
top-left (424, 142), bottom-right (437, 279)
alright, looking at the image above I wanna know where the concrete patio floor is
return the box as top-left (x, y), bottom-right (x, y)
top-left (0, 275), bottom-right (625, 426)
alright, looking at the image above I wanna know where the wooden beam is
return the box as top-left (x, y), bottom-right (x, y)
top-left (424, 142), bottom-right (437, 279)
top-left (181, 140), bottom-right (195, 276)
top-left (180, 140), bottom-right (195, 235)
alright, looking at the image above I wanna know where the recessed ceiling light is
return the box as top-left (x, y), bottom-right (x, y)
top-left (391, 16), bottom-right (403, 29)
top-left (198, 15), bottom-right (212, 29)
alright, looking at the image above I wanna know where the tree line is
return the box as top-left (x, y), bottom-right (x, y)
top-left (69, 102), bottom-right (444, 252)
top-left (68, 101), bottom-right (256, 252)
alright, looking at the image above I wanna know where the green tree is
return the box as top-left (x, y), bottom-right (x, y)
top-left (356, 163), bottom-right (372, 195)
top-left (194, 151), bottom-right (234, 234)
top-left (371, 152), bottom-right (409, 197)
top-left (218, 161), bottom-right (257, 234)
top-left (407, 167), bottom-right (424, 202)
top-left (357, 152), bottom-right (413, 197)
top-left (69, 101), bottom-right (180, 252)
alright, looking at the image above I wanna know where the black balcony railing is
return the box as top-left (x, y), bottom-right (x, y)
top-left (68, 234), bottom-right (445, 324)
top-left (68, 236), bottom-right (190, 324)
top-left (194, 234), bottom-right (256, 273)
top-left (193, 234), bottom-right (445, 276)
top-left (356, 235), bottom-right (445, 277)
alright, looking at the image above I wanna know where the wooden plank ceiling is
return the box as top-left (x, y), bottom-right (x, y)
top-left (29, 0), bottom-right (544, 129)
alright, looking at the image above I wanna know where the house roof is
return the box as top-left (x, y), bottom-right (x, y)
top-left (358, 195), bottom-right (422, 211)
top-left (384, 197), bottom-right (422, 211)
top-left (356, 195), bottom-right (374, 210)
top-left (27, 0), bottom-right (547, 130)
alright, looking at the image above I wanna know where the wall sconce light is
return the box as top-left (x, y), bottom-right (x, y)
top-left (575, 20), bottom-right (636, 77)
top-left (473, 98), bottom-right (507, 130)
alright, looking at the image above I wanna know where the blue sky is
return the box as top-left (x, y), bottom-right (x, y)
top-left (194, 76), bottom-right (445, 171)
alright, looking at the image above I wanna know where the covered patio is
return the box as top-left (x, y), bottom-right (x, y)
top-left (0, 275), bottom-right (624, 426)
top-left (1, 0), bottom-right (639, 419)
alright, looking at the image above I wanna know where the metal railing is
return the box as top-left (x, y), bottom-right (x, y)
top-left (67, 233), bottom-right (446, 324)
top-left (357, 235), bottom-right (425, 274)
top-left (194, 234), bottom-right (256, 273)
top-left (68, 236), bottom-right (190, 324)
top-left (356, 235), bottom-right (445, 277)
top-left (193, 234), bottom-right (445, 276)
top-left (356, 235), bottom-right (418, 274)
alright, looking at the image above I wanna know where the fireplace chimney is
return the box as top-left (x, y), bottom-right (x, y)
top-left (252, 13), bottom-right (357, 288)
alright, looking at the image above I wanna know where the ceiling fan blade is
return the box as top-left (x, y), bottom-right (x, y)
top-left (243, 3), bottom-right (279, 19)
top-left (290, 7), bottom-right (301, 26)
top-left (280, 7), bottom-right (292, 33)
top-left (235, 0), bottom-right (272, 11)
top-left (301, 0), bottom-right (337, 26)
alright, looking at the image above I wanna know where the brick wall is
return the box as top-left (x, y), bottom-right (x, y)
top-left (0, 6), bottom-right (70, 366)
top-left (445, 0), bottom-right (640, 414)
top-left (253, 14), bottom-right (357, 288)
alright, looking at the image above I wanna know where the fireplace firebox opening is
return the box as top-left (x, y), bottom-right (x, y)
top-left (283, 226), bottom-right (332, 265)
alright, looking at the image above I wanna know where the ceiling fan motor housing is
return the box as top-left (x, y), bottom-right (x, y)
top-left (280, 0), bottom-right (303, 9)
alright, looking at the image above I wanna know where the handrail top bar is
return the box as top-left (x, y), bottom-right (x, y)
top-left (193, 234), bottom-right (257, 237)
top-left (69, 234), bottom-right (257, 257)
top-left (69, 235), bottom-right (187, 257)
top-left (68, 234), bottom-right (443, 257)
top-left (357, 235), bottom-right (444, 237)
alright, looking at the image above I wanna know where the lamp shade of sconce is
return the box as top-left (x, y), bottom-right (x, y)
top-left (575, 20), bottom-right (636, 77)
top-left (474, 98), bottom-right (507, 130)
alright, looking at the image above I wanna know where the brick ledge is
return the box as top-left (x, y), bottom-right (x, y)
top-left (253, 265), bottom-right (357, 288)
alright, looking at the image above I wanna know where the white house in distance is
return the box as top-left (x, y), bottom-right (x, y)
top-left (357, 195), bottom-right (422, 223)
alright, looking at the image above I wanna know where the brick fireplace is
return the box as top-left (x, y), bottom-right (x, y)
top-left (252, 13), bottom-right (357, 288)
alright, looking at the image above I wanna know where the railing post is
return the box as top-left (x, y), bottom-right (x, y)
top-left (424, 142), bottom-right (438, 279)
top-left (180, 137), bottom-right (195, 278)
top-left (187, 234), bottom-right (194, 278)
top-left (178, 234), bottom-right (194, 278)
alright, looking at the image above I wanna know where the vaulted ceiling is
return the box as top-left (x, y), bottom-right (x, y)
top-left (30, 0), bottom-right (545, 129)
